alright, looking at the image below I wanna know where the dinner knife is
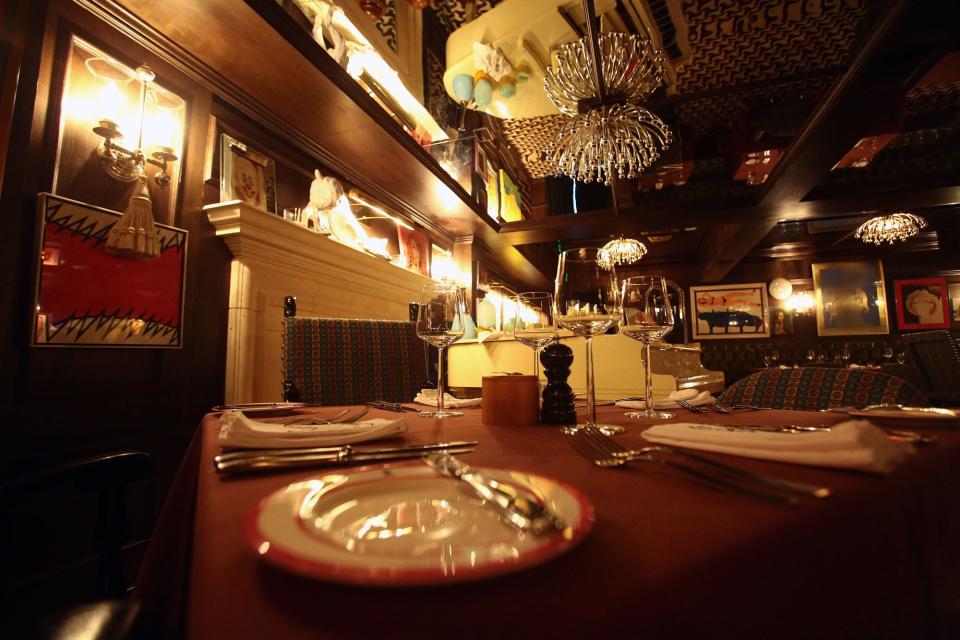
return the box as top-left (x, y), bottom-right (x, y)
top-left (215, 441), bottom-right (479, 464)
top-left (423, 453), bottom-right (567, 536)
top-left (216, 444), bottom-right (477, 475)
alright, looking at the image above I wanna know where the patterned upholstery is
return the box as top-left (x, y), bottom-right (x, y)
top-left (718, 367), bottom-right (928, 411)
top-left (281, 317), bottom-right (428, 405)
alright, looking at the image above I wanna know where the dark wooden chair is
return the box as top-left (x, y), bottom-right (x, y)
top-left (1, 452), bottom-right (155, 638)
top-left (281, 296), bottom-right (429, 405)
top-left (901, 330), bottom-right (960, 406)
top-left (718, 366), bottom-right (928, 411)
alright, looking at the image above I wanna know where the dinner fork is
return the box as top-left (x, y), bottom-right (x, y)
top-left (564, 427), bottom-right (799, 507)
top-left (676, 399), bottom-right (709, 413)
top-left (270, 408), bottom-right (350, 425)
top-left (584, 427), bottom-right (828, 498)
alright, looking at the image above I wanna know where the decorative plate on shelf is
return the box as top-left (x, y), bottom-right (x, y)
top-left (245, 463), bottom-right (594, 586)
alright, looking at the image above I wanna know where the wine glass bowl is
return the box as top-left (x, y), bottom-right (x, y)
top-left (554, 248), bottom-right (621, 433)
top-left (416, 283), bottom-right (465, 418)
top-left (620, 276), bottom-right (675, 420)
top-left (513, 292), bottom-right (557, 380)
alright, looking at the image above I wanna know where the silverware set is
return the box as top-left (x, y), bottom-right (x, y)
top-left (564, 425), bottom-right (832, 507)
top-left (268, 407), bottom-right (368, 426)
top-left (675, 400), bottom-right (763, 413)
top-left (215, 440), bottom-right (477, 475)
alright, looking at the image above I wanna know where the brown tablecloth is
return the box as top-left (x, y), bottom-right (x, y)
top-left (137, 406), bottom-right (960, 639)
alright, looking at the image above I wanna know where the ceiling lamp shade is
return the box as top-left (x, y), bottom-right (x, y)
top-left (598, 236), bottom-right (648, 269)
top-left (854, 212), bottom-right (928, 245)
top-left (542, 2), bottom-right (672, 185)
top-left (544, 32), bottom-right (665, 116)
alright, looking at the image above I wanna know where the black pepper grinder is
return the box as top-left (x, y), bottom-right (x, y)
top-left (540, 340), bottom-right (576, 424)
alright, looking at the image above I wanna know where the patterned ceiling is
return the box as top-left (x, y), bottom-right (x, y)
top-left (432, 0), bottom-right (873, 179)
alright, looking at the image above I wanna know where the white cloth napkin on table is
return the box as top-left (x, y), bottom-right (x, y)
top-left (218, 410), bottom-right (406, 449)
top-left (616, 389), bottom-right (716, 410)
top-left (641, 419), bottom-right (914, 474)
top-left (414, 388), bottom-right (482, 408)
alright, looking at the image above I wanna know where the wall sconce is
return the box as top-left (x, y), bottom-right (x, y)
top-left (788, 291), bottom-right (815, 315)
top-left (91, 64), bottom-right (178, 187)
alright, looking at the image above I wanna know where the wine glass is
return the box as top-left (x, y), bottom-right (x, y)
top-left (897, 350), bottom-right (906, 365)
top-left (620, 276), bottom-right (675, 419)
top-left (513, 292), bottom-right (557, 380)
top-left (554, 248), bottom-right (621, 433)
top-left (841, 344), bottom-right (851, 366)
top-left (763, 352), bottom-right (773, 367)
top-left (415, 283), bottom-right (465, 418)
top-left (806, 349), bottom-right (816, 363)
top-left (882, 345), bottom-right (894, 362)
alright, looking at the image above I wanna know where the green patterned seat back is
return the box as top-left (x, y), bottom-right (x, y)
top-left (282, 318), bottom-right (428, 405)
top-left (718, 367), bottom-right (928, 410)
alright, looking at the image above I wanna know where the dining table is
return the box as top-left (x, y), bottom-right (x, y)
top-left (136, 404), bottom-right (960, 639)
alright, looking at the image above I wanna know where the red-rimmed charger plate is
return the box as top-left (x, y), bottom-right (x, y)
top-left (244, 462), bottom-right (594, 586)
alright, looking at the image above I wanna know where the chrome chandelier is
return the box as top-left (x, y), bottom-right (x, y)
top-left (598, 236), bottom-right (647, 269)
top-left (543, 4), bottom-right (672, 185)
top-left (854, 212), bottom-right (927, 245)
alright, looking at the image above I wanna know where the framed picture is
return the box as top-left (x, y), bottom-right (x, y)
top-left (812, 261), bottom-right (888, 336)
top-left (690, 283), bottom-right (769, 339)
top-left (949, 283), bottom-right (960, 324)
top-left (770, 307), bottom-right (794, 336)
top-left (397, 226), bottom-right (430, 277)
top-left (33, 193), bottom-right (187, 347)
top-left (499, 169), bottom-right (523, 222)
top-left (220, 133), bottom-right (277, 213)
top-left (894, 277), bottom-right (950, 330)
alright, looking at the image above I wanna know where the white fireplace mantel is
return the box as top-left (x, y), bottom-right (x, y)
top-left (205, 201), bottom-right (434, 403)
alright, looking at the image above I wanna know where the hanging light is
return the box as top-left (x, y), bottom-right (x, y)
top-left (543, 7), bottom-right (672, 185)
top-left (854, 212), bottom-right (927, 245)
top-left (598, 236), bottom-right (647, 269)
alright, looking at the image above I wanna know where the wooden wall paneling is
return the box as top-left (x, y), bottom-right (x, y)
top-left (0, 0), bottom-right (228, 493)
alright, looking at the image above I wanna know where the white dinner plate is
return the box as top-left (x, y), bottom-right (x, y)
top-left (848, 405), bottom-right (959, 427)
top-left (245, 463), bottom-right (594, 586)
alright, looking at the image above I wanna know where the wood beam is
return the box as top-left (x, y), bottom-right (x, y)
top-left (498, 185), bottom-right (960, 245)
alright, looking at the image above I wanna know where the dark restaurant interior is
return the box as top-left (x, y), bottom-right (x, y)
top-left (2, 0), bottom-right (959, 637)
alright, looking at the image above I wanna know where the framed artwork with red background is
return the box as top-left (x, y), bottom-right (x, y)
top-left (894, 277), bottom-right (951, 330)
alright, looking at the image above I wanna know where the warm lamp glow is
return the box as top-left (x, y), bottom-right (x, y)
top-left (97, 80), bottom-right (129, 130)
top-left (788, 291), bottom-right (815, 314)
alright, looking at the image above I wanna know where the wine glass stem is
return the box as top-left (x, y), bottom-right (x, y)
top-left (533, 347), bottom-right (540, 380)
top-left (437, 346), bottom-right (446, 414)
top-left (585, 336), bottom-right (596, 425)
top-left (644, 342), bottom-right (653, 413)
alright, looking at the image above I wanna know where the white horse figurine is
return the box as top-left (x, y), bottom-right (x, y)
top-left (302, 169), bottom-right (341, 233)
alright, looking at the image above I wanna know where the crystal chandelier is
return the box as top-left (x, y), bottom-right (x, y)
top-left (598, 236), bottom-right (648, 269)
top-left (543, 12), bottom-right (672, 185)
top-left (854, 212), bottom-right (927, 245)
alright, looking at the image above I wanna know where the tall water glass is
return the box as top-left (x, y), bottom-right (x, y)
top-left (554, 248), bottom-right (621, 432)
top-left (513, 292), bottom-right (557, 380)
top-left (621, 276), bottom-right (675, 419)
top-left (416, 283), bottom-right (465, 418)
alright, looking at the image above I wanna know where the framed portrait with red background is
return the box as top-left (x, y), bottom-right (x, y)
top-left (894, 277), bottom-right (951, 330)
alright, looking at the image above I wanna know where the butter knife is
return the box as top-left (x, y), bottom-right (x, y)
top-left (216, 440), bottom-right (479, 463)
top-left (423, 453), bottom-right (566, 536)
top-left (216, 443), bottom-right (476, 475)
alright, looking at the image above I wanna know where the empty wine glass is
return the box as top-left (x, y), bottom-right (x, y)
top-left (555, 248), bottom-right (621, 433)
top-left (841, 344), bottom-right (851, 365)
top-left (763, 352), bottom-right (773, 367)
top-left (806, 349), bottom-right (816, 363)
top-left (513, 292), bottom-right (557, 380)
top-left (416, 283), bottom-right (465, 418)
top-left (882, 345), bottom-right (894, 362)
top-left (620, 276), bottom-right (675, 420)
top-left (897, 350), bottom-right (907, 365)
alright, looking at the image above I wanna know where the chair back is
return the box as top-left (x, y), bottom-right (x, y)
top-left (718, 367), bottom-right (928, 410)
top-left (901, 330), bottom-right (960, 398)
top-left (282, 315), bottom-right (428, 405)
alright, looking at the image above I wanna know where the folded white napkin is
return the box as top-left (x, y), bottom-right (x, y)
top-left (616, 389), bottom-right (716, 410)
top-left (641, 419), bottom-right (914, 474)
top-left (414, 388), bottom-right (482, 408)
top-left (477, 330), bottom-right (502, 344)
top-left (218, 410), bottom-right (406, 449)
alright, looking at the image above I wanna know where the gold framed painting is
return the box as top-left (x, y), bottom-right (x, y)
top-left (812, 260), bottom-right (889, 336)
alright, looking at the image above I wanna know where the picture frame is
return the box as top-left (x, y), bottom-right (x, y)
top-left (769, 307), bottom-right (794, 336)
top-left (499, 169), bottom-right (523, 222)
top-left (812, 260), bottom-right (889, 336)
top-left (220, 133), bottom-right (277, 213)
top-left (397, 226), bottom-right (430, 277)
top-left (950, 283), bottom-right (960, 324)
top-left (689, 283), bottom-right (769, 339)
top-left (894, 277), bottom-right (950, 330)
top-left (32, 193), bottom-right (187, 348)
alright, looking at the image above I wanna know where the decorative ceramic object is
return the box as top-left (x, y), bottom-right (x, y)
top-left (452, 74), bottom-right (474, 102)
top-left (473, 78), bottom-right (493, 107)
top-left (303, 170), bottom-right (341, 233)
